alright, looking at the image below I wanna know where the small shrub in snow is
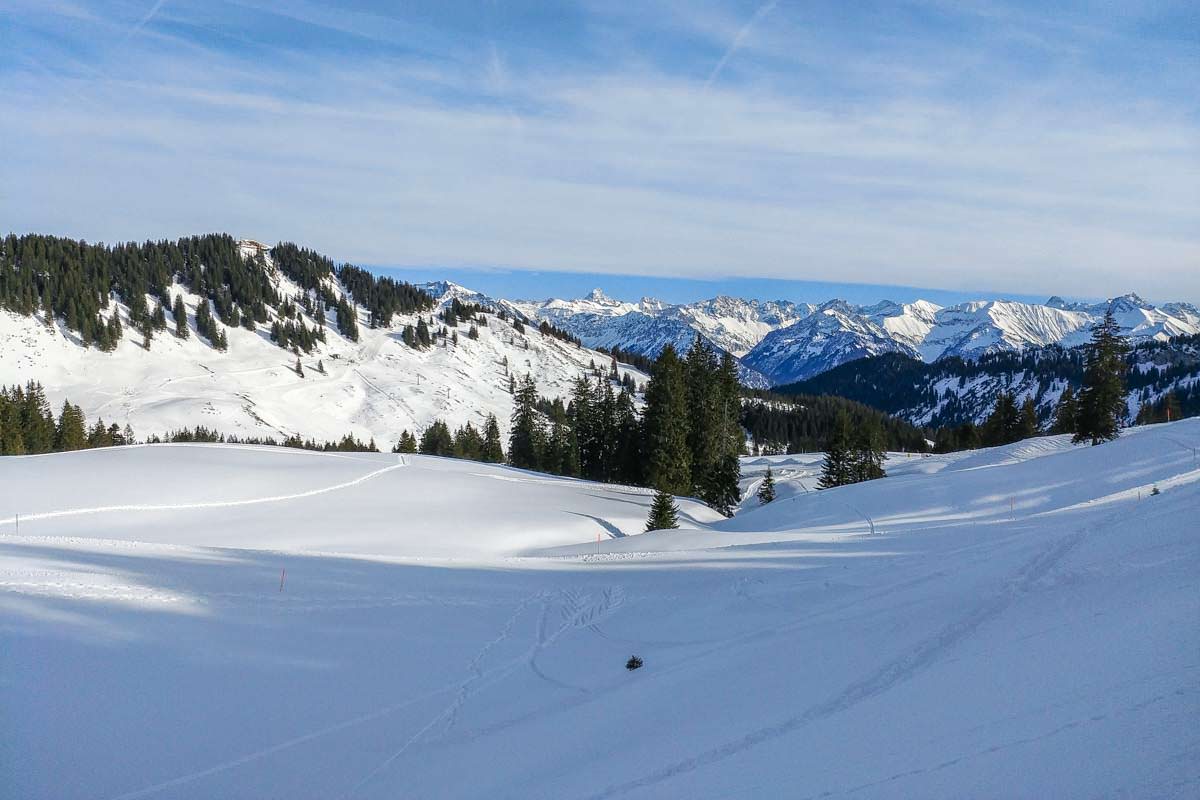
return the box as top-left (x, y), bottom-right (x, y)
top-left (625, 656), bottom-right (643, 671)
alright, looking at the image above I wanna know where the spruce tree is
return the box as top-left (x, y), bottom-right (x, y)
top-left (818, 411), bottom-right (853, 489)
top-left (850, 415), bottom-right (887, 482)
top-left (981, 391), bottom-right (1020, 446)
top-left (756, 466), bottom-right (776, 504)
top-left (704, 351), bottom-right (744, 516)
top-left (54, 401), bottom-right (87, 451)
top-left (545, 401), bottom-right (578, 476)
top-left (684, 336), bottom-right (720, 497)
top-left (419, 420), bottom-right (454, 455)
top-left (1074, 309), bottom-right (1130, 445)
top-left (392, 430), bottom-right (418, 454)
top-left (481, 414), bottom-right (505, 463)
top-left (1051, 385), bottom-right (1077, 434)
top-left (645, 489), bottom-right (680, 531)
top-left (613, 389), bottom-right (643, 486)
top-left (1017, 396), bottom-right (1038, 440)
top-left (173, 295), bottom-right (189, 339)
top-left (20, 382), bottom-right (55, 454)
top-left (643, 345), bottom-right (691, 496)
top-left (508, 375), bottom-right (544, 470)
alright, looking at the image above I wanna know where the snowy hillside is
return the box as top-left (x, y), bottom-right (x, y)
top-left (3, 420), bottom-right (1197, 798)
top-left (0, 273), bottom-right (647, 447)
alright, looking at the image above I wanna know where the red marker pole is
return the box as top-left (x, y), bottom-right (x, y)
top-left (279, 568), bottom-right (286, 592)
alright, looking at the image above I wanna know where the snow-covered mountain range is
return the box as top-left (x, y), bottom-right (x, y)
top-left (5, 233), bottom-right (1198, 446)
top-left (487, 287), bottom-right (1200, 386)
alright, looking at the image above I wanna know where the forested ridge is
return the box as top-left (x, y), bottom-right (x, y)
top-left (777, 334), bottom-right (1200, 427)
top-left (0, 233), bottom-right (433, 350)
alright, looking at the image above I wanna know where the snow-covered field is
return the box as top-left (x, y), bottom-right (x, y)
top-left (3, 421), bottom-right (1198, 798)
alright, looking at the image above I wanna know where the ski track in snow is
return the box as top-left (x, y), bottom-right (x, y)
top-left (0, 455), bottom-right (407, 528)
top-left (581, 500), bottom-right (1139, 799)
top-left (5, 421), bottom-right (1197, 800)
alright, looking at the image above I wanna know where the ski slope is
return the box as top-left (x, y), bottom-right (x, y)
top-left (2, 421), bottom-right (1198, 798)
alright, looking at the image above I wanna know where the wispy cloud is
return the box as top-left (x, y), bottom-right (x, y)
top-left (4, 1), bottom-right (1198, 301)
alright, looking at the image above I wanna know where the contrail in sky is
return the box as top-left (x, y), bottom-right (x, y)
top-left (117, 0), bottom-right (170, 47)
top-left (705, 0), bottom-right (779, 89)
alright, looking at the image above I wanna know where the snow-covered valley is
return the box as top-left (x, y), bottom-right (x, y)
top-left (3, 420), bottom-right (1197, 798)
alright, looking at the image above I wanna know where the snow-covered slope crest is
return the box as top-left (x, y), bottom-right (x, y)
top-left (0, 270), bottom-right (648, 447)
top-left (3, 421), bottom-right (1197, 798)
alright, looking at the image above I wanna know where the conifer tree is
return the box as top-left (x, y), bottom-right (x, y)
top-left (850, 415), bottom-right (887, 482)
top-left (981, 392), bottom-right (1021, 446)
top-left (419, 420), bottom-right (454, 455)
top-left (1017, 396), bottom-right (1039, 440)
top-left (613, 389), bottom-right (643, 486)
top-left (704, 351), bottom-right (744, 516)
top-left (392, 430), bottom-right (418, 454)
top-left (545, 401), bottom-right (578, 476)
top-left (756, 466), bottom-right (776, 504)
top-left (684, 337), bottom-right (721, 497)
top-left (508, 375), bottom-right (544, 470)
top-left (818, 411), bottom-right (853, 489)
top-left (481, 414), bottom-right (505, 463)
top-left (1051, 385), bottom-right (1077, 434)
top-left (645, 489), bottom-right (680, 531)
top-left (54, 401), bottom-right (87, 451)
top-left (1074, 309), bottom-right (1130, 445)
top-left (452, 422), bottom-right (484, 460)
top-left (643, 345), bottom-right (691, 496)
top-left (173, 295), bottom-right (189, 339)
top-left (20, 382), bottom-right (55, 454)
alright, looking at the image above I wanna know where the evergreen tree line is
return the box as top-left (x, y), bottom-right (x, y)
top-left (391, 415), bottom-right (506, 463)
top-left (1, 382), bottom-right (133, 455)
top-left (816, 410), bottom-right (888, 489)
top-left (270, 244), bottom-right (433, 333)
top-left (0, 233), bottom-right (434, 352)
top-left (779, 329), bottom-right (1200, 430)
top-left (740, 393), bottom-right (930, 454)
top-left (145, 426), bottom-right (379, 452)
top-left (506, 338), bottom-right (745, 515)
top-left (935, 310), bottom-right (1135, 450)
top-left (1134, 390), bottom-right (1186, 425)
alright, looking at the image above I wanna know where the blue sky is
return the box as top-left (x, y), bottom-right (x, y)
top-left (3, 1), bottom-right (1198, 304)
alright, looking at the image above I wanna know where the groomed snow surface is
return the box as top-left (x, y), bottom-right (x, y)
top-left (3, 421), bottom-right (1199, 799)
